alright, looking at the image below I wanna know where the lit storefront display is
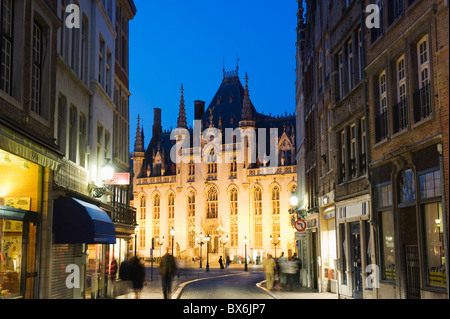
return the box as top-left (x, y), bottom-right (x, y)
top-left (0, 150), bottom-right (40, 299)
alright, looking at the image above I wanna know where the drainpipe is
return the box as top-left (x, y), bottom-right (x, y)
top-left (437, 144), bottom-right (449, 298)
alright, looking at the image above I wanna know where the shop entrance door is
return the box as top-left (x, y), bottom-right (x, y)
top-left (350, 222), bottom-right (363, 299)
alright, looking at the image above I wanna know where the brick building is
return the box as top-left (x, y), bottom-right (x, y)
top-left (366, 0), bottom-right (448, 299)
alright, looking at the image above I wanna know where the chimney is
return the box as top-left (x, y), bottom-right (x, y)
top-left (194, 100), bottom-right (205, 121)
top-left (153, 108), bottom-right (162, 137)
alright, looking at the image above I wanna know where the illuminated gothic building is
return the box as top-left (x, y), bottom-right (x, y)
top-left (131, 69), bottom-right (298, 262)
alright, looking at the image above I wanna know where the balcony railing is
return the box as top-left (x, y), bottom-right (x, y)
top-left (138, 175), bottom-right (177, 185)
top-left (248, 165), bottom-right (297, 176)
top-left (393, 98), bottom-right (408, 133)
top-left (375, 111), bottom-right (389, 143)
top-left (111, 204), bottom-right (136, 225)
top-left (413, 83), bottom-right (432, 123)
top-left (54, 159), bottom-right (89, 195)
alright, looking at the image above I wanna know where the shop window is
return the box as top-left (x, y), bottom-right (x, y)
top-left (379, 211), bottom-right (396, 281)
top-left (0, 220), bottom-right (22, 299)
top-left (423, 203), bottom-right (446, 287)
top-left (419, 169), bottom-right (441, 200)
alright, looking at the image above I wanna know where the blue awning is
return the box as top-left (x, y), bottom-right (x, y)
top-left (53, 197), bottom-right (116, 245)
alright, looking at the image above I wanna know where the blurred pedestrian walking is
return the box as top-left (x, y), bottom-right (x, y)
top-left (278, 252), bottom-right (287, 289)
top-left (226, 256), bottom-right (231, 270)
top-left (219, 256), bottom-right (225, 270)
top-left (263, 254), bottom-right (277, 291)
top-left (159, 248), bottom-right (177, 299)
top-left (127, 256), bottom-right (145, 299)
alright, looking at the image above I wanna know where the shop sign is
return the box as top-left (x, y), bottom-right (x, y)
top-left (106, 173), bottom-right (130, 185)
top-left (295, 232), bottom-right (307, 240)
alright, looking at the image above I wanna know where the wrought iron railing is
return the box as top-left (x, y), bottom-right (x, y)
top-left (375, 111), bottom-right (389, 143)
top-left (393, 98), bottom-right (408, 133)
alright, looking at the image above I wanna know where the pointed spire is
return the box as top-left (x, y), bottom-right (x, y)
top-left (177, 83), bottom-right (187, 129)
top-left (242, 73), bottom-right (252, 121)
top-left (134, 115), bottom-right (144, 152)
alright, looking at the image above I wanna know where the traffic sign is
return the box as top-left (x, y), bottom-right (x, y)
top-left (294, 219), bottom-right (307, 232)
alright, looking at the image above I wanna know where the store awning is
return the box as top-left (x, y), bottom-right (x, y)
top-left (53, 197), bottom-right (116, 245)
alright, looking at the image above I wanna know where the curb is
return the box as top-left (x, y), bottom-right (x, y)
top-left (172, 272), bottom-right (250, 299)
top-left (255, 280), bottom-right (279, 299)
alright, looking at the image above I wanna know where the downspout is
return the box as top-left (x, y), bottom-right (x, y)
top-left (433, 6), bottom-right (449, 299)
top-left (359, 0), bottom-right (378, 299)
top-left (439, 148), bottom-right (449, 299)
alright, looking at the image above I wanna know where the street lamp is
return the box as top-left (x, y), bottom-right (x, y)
top-left (205, 234), bottom-right (211, 272)
top-left (134, 225), bottom-right (139, 256)
top-left (270, 235), bottom-right (281, 258)
top-left (196, 233), bottom-right (205, 269)
top-left (170, 228), bottom-right (175, 255)
top-left (289, 194), bottom-right (299, 207)
top-left (92, 159), bottom-right (115, 198)
top-left (244, 236), bottom-right (248, 272)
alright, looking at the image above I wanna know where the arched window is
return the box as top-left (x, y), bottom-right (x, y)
top-left (153, 194), bottom-right (160, 219)
top-left (271, 186), bottom-right (280, 215)
top-left (230, 188), bottom-right (238, 215)
top-left (188, 192), bottom-right (195, 217)
top-left (206, 187), bottom-right (218, 219)
top-left (400, 169), bottom-right (416, 203)
top-left (139, 195), bottom-right (146, 220)
top-left (206, 148), bottom-right (217, 180)
top-left (254, 187), bottom-right (262, 215)
top-left (168, 193), bottom-right (175, 219)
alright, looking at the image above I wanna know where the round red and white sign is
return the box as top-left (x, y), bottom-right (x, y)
top-left (294, 219), bottom-right (307, 232)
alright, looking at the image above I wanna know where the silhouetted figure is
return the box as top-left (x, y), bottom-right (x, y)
top-left (159, 248), bottom-right (177, 299)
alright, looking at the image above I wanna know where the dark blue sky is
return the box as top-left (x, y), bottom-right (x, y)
top-left (129, 0), bottom-right (298, 149)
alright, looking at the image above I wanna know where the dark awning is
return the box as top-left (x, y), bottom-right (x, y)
top-left (53, 197), bottom-right (116, 245)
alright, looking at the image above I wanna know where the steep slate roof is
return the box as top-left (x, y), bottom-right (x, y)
top-left (138, 72), bottom-right (295, 178)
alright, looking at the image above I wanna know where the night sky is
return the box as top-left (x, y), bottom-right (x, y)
top-left (129, 0), bottom-right (298, 151)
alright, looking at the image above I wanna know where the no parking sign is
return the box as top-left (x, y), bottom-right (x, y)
top-left (294, 219), bottom-right (307, 232)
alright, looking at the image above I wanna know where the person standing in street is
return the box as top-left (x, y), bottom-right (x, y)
top-left (263, 254), bottom-right (277, 291)
top-left (127, 256), bottom-right (145, 299)
top-left (225, 256), bottom-right (231, 270)
top-left (159, 248), bottom-right (177, 299)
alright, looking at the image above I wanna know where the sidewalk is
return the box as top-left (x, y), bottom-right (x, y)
top-left (256, 280), bottom-right (338, 300)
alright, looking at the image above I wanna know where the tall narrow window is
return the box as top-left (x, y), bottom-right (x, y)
top-left (325, 36), bottom-right (330, 82)
top-left (339, 130), bottom-right (346, 182)
top-left (81, 16), bottom-right (88, 84)
top-left (31, 21), bottom-right (43, 115)
top-left (414, 35), bottom-right (431, 122)
top-left (168, 193), bottom-right (175, 219)
top-left (0, 0), bottom-right (13, 95)
top-left (357, 28), bottom-right (363, 82)
top-left (230, 188), bottom-right (238, 216)
top-left (394, 55), bottom-right (408, 133)
top-left (153, 194), bottom-right (160, 219)
top-left (206, 187), bottom-right (218, 219)
top-left (376, 71), bottom-right (389, 142)
top-left (360, 117), bottom-right (367, 174)
top-left (254, 187), bottom-right (262, 216)
top-left (347, 40), bottom-right (353, 89)
top-left (57, 95), bottom-right (67, 153)
top-left (79, 113), bottom-right (86, 168)
top-left (318, 48), bottom-right (323, 91)
top-left (139, 196), bottom-right (146, 220)
top-left (188, 192), bottom-right (195, 217)
top-left (338, 51), bottom-right (344, 99)
top-left (271, 187), bottom-right (280, 215)
top-left (350, 124), bottom-right (357, 178)
top-left (98, 36), bottom-right (105, 85)
top-left (69, 105), bottom-right (77, 162)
